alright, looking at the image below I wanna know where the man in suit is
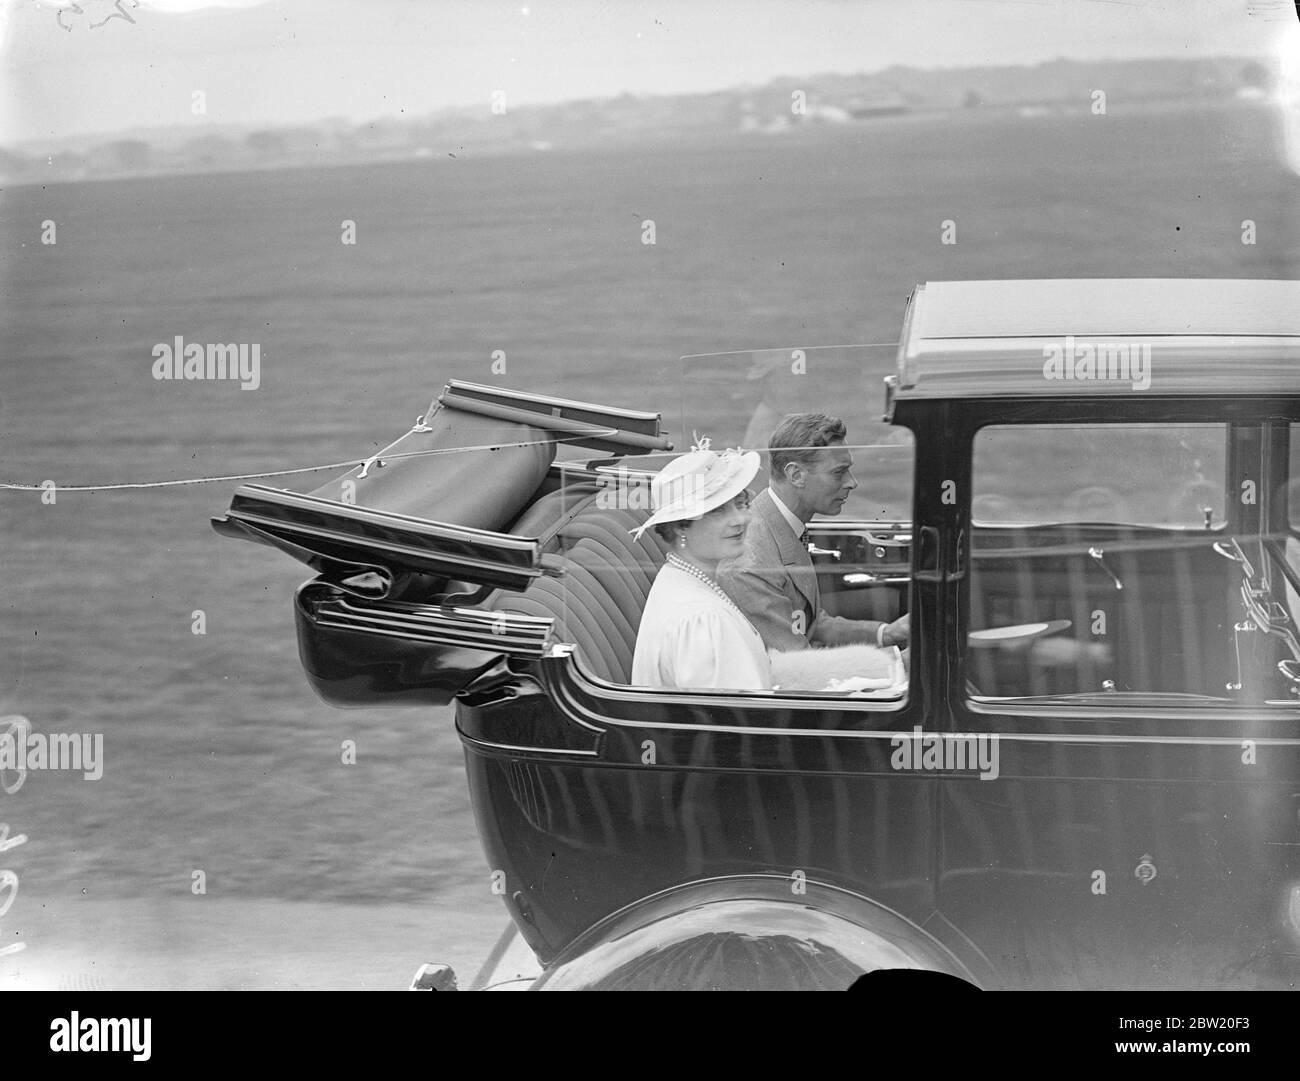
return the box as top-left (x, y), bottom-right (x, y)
top-left (719, 412), bottom-right (909, 653)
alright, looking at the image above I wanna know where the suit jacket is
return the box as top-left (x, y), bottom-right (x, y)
top-left (718, 488), bottom-right (875, 652)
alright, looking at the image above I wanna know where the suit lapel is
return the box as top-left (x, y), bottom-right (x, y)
top-left (754, 490), bottom-right (819, 615)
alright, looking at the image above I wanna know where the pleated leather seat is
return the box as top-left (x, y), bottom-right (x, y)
top-left (488, 502), bottom-right (669, 684)
top-left (559, 517), bottom-right (660, 600)
top-left (492, 576), bottom-right (624, 683)
top-left (566, 542), bottom-right (645, 642)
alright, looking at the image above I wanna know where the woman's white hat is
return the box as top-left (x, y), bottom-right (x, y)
top-left (631, 436), bottom-right (760, 539)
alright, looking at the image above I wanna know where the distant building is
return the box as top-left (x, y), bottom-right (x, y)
top-left (801, 104), bottom-right (851, 123)
top-left (847, 96), bottom-right (909, 119)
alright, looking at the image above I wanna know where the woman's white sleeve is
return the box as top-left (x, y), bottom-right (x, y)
top-left (669, 609), bottom-right (769, 691)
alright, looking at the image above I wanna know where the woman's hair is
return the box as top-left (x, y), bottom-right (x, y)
top-left (654, 520), bottom-right (686, 545)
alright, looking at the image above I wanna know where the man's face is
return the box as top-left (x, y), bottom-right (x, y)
top-left (800, 441), bottom-right (857, 515)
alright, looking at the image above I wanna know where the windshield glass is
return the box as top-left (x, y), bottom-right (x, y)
top-left (678, 346), bottom-right (913, 523)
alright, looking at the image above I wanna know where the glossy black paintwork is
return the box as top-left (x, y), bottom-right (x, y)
top-left (295, 584), bottom-right (498, 707)
top-left (293, 581), bottom-right (552, 707)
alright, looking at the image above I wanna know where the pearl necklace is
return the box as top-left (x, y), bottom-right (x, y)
top-left (665, 553), bottom-right (744, 616)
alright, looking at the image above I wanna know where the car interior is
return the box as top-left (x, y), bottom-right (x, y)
top-left (482, 419), bottom-right (1300, 709)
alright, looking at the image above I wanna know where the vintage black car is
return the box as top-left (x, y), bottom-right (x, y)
top-left (216, 278), bottom-right (1300, 990)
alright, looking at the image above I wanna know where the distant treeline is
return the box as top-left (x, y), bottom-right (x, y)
top-left (3, 55), bottom-right (1278, 186)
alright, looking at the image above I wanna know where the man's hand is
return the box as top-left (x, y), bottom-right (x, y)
top-left (881, 613), bottom-right (910, 647)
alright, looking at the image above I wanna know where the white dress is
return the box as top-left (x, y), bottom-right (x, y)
top-left (632, 563), bottom-right (773, 691)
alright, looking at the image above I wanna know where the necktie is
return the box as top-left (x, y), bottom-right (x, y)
top-left (799, 529), bottom-right (819, 619)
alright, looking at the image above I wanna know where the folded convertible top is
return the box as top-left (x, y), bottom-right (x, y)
top-left (213, 380), bottom-right (672, 599)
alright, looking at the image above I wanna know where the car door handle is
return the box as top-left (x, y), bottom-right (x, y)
top-left (843, 572), bottom-right (910, 587)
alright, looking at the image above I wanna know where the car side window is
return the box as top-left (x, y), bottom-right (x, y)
top-left (969, 423), bottom-right (1238, 701)
top-left (1289, 423), bottom-right (1300, 534)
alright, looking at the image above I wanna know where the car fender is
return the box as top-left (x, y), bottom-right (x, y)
top-left (527, 874), bottom-right (982, 991)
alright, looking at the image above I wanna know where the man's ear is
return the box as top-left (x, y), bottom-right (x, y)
top-left (783, 461), bottom-right (804, 487)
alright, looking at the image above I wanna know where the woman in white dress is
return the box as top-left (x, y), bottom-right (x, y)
top-left (630, 438), bottom-right (907, 696)
top-left (631, 439), bottom-right (772, 691)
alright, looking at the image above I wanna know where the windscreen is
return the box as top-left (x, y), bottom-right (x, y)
top-left (678, 346), bottom-right (913, 523)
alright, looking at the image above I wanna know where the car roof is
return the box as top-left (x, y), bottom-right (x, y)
top-left (894, 279), bottom-right (1300, 400)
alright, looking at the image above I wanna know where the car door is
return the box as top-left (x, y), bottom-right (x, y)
top-left (938, 413), bottom-right (1300, 990)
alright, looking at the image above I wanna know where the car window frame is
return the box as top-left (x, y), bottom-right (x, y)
top-left (961, 411), bottom-right (1300, 719)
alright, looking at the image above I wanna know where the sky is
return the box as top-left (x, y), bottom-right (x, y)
top-left (1, 0), bottom-right (1296, 144)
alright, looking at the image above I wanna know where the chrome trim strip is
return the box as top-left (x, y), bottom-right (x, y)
top-left (233, 510), bottom-right (546, 583)
top-left (324, 606), bottom-right (552, 638)
top-left (332, 596), bottom-right (554, 629)
top-left (536, 659), bottom-right (1299, 740)
top-left (455, 729), bottom-right (601, 758)
top-left (310, 615), bottom-right (551, 656)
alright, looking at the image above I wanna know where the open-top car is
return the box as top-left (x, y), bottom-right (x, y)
top-left (216, 279), bottom-right (1300, 990)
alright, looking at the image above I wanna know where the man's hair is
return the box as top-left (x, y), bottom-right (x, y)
top-left (768, 413), bottom-right (847, 481)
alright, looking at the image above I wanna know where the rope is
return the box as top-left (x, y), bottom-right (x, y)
top-left (0, 436), bottom-right (905, 494)
top-left (0, 431), bottom-right (616, 493)
top-left (0, 435), bottom-right (915, 493)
